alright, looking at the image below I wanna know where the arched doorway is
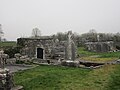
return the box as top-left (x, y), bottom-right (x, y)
top-left (37, 48), bottom-right (43, 59)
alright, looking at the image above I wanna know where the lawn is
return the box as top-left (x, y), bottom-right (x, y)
top-left (78, 47), bottom-right (120, 58)
top-left (77, 47), bottom-right (120, 62)
top-left (80, 57), bottom-right (118, 63)
top-left (14, 64), bottom-right (120, 90)
top-left (77, 47), bottom-right (97, 56)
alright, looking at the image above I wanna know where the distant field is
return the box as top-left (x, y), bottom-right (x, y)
top-left (0, 41), bottom-right (16, 47)
top-left (14, 64), bottom-right (120, 90)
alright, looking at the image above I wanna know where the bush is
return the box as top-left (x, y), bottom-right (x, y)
top-left (4, 46), bottom-right (21, 58)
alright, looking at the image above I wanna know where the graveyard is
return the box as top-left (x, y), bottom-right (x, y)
top-left (0, 30), bottom-right (120, 90)
top-left (1, 0), bottom-right (120, 89)
top-left (12, 45), bottom-right (120, 90)
top-left (0, 45), bottom-right (120, 90)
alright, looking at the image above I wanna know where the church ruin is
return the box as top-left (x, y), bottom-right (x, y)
top-left (84, 34), bottom-right (115, 52)
top-left (85, 41), bottom-right (114, 52)
top-left (17, 31), bottom-right (77, 61)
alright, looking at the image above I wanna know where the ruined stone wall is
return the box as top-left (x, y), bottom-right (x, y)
top-left (85, 41), bottom-right (114, 52)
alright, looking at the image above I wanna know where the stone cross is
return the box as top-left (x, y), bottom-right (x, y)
top-left (68, 31), bottom-right (72, 42)
top-left (67, 31), bottom-right (72, 60)
top-left (97, 34), bottom-right (100, 42)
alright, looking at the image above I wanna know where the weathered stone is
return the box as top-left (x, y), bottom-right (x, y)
top-left (0, 50), bottom-right (9, 68)
top-left (65, 31), bottom-right (77, 60)
top-left (0, 68), bottom-right (14, 90)
top-left (61, 60), bottom-right (79, 67)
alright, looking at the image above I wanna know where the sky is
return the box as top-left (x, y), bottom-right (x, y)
top-left (0, 0), bottom-right (120, 41)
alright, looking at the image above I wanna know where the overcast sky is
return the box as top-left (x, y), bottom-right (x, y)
top-left (0, 0), bottom-right (120, 41)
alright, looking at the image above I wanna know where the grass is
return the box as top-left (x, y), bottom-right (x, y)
top-left (77, 47), bottom-right (97, 56)
top-left (14, 64), bottom-right (120, 90)
top-left (0, 41), bottom-right (16, 47)
top-left (14, 65), bottom-right (90, 90)
top-left (78, 47), bottom-right (120, 58)
top-left (77, 47), bottom-right (120, 62)
top-left (80, 57), bottom-right (118, 63)
top-left (106, 65), bottom-right (120, 90)
top-left (100, 52), bottom-right (120, 58)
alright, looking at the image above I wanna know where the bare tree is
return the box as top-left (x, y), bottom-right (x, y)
top-left (55, 32), bottom-right (67, 41)
top-left (89, 29), bottom-right (97, 34)
top-left (0, 24), bottom-right (4, 41)
top-left (32, 28), bottom-right (41, 38)
top-left (81, 29), bottom-right (97, 42)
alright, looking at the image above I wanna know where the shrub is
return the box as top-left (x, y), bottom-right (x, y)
top-left (4, 46), bottom-right (21, 58)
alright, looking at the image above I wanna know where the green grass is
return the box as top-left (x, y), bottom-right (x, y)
top-left (78, 47), bottom-right (120, 58)
top-left (14, 65), bottom-right (90, 90)
top-left (100, 52), bottom-right (120, 58)
top-left (77, 47), bottom-right (97, 56)
top-left (14, 64), bottom-right (120, 90)
top-left (105, 65), bottom-right (120, 90)
top-left (80, 57), bottom-right (118, 63)
top-left (77, 47), bottom-right (120, 62)
top-left (0, 41), bottom-right (16, 47)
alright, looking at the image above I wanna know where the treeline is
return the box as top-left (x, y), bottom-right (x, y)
top-left (53, 29), bottom-right (120, 47)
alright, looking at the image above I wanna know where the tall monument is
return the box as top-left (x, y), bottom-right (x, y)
top-left (67, 31), bottom-right (72, 60)
top-left (65, 31), bottom-right (76, 60)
